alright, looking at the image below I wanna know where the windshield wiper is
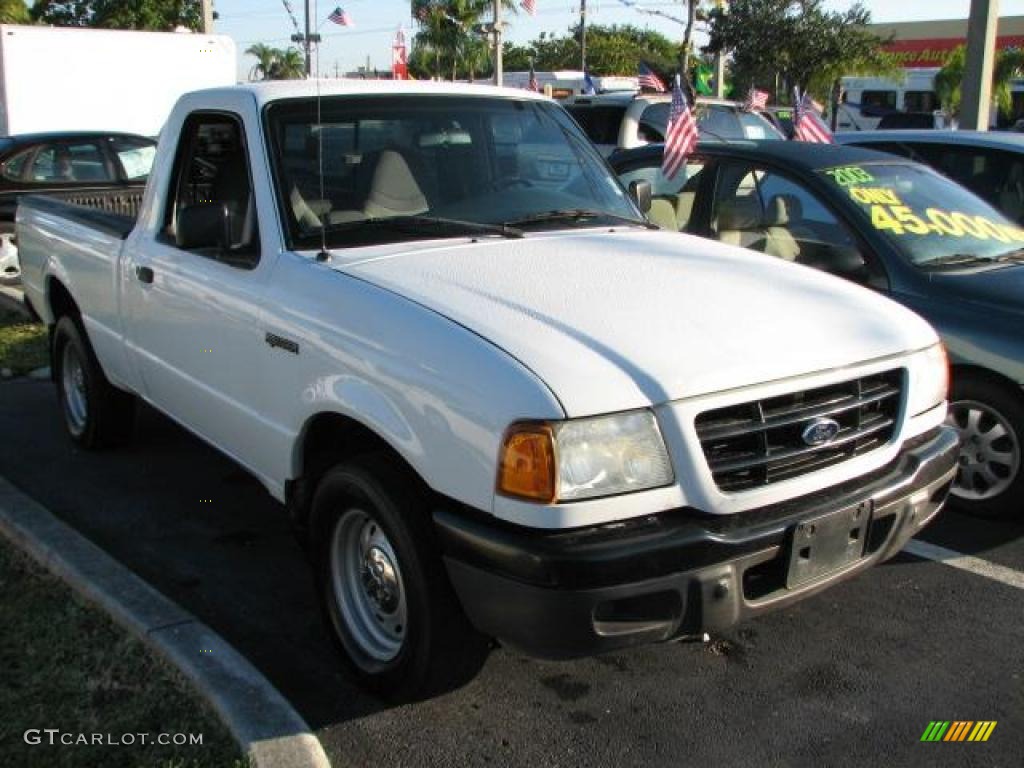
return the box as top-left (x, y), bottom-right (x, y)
top-left (994, 247), bottom-right (1024, 263)
top-left (506, 209), bottom-right (656, 229)
top-left (920, 253), bottom-right (998, 270)
top-left (329, 215), bottom-right (523, 240)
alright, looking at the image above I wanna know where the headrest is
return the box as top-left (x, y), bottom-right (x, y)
top-left (764, 194), bottom-right (802, 226)
top-left (717, 196), bottom-right (762, 231)
top-left (364, 150), bottom-right (428, 217)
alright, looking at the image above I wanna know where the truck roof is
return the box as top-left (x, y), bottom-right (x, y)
top-left (198, 79), bottom-right (553, 107)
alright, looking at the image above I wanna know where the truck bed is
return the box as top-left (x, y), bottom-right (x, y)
top-left (20, 191), bottom-right (139, 239)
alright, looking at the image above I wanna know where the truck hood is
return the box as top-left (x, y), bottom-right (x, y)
top-left (334, 229), bottom-right (938, 417)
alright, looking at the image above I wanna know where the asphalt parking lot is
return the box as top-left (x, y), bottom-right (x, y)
top-left (1, 376), bottom-right (1021, 767)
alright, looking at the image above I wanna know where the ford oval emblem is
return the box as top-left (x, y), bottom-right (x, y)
top-left (801, 417), bottom-right (841, 447)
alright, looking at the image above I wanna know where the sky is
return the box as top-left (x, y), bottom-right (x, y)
top-left (203, 1), bottom-right (1024, 80)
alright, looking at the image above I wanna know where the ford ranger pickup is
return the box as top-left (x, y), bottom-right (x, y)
top-left (16, 80), bottom-right (959, 699)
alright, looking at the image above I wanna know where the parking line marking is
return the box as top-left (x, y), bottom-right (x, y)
top-left (904, 539), bottom-right (1024, 591)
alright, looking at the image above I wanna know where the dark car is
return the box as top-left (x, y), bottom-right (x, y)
top-left (836, 130), bottom-right (1024, 225)
top-left (876, 112), bottom-right (940, 130)
top-left (611, 140), bottom-right (1024, 518)
top-left (0, 131), bottom-right (155, 283)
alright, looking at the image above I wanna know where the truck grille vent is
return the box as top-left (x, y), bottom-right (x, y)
top-left (694, 370), bottom-right (903, 492)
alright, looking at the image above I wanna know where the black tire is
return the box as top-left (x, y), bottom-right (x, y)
top-left (52, 316), bottom-right (135, 449)
top-left (947, 371), bottom-right (1024, 519)
top-left (311, 453), bottom-right (487, 701)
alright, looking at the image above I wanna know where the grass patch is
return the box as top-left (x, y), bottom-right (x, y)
top-left (0, 309), bottom-right (48, 376)
top-left (0, 539), bottom-right (247, 768)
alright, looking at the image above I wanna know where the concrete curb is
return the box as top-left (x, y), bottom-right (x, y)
top-left (0, 474), bottom-right (332, 768)
top-left (0, 284), bottom-right (30, 318)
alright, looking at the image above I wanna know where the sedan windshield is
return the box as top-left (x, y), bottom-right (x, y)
top-left (818, 162), bottom-right (1024, 268)
top-left (266, 95), bottom-right (644, 249)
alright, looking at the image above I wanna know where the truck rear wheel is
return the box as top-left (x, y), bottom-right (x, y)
top-left (311, 453), bottom-right (487, 701)
top-left (52, 316), bottom-right (135, 449)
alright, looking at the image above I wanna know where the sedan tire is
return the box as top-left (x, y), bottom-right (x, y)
top-left (947, 372), bottom-right (1024, 519)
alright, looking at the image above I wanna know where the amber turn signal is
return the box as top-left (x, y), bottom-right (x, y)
top-left (497, 424), bottom-right (556, 503)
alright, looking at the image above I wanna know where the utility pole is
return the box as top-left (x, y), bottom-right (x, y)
top-left (492, 0), bottom-right (503, 86)
top-left (292, 0), bottom-right (322, 77)
top-left (580, 0), bottom-right (587, 72)
top-left (200, 0), bottom-right (214, 33)
top-left (304, 0), bottom-right (314, 76)
top-left (961, 0), bottom-right (1000, 130)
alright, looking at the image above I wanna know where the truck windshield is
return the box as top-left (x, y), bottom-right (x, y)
top-left (819, 162), bottom-right (1024, 268)
top-left (265, 95), bottom-right (644, 249)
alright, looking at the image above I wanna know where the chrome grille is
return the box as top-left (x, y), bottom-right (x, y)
top-left (695, 370), bottom-right (903, 492)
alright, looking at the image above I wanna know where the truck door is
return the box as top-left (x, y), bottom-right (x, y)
top-left (121, 109), bottom-right (276, 482)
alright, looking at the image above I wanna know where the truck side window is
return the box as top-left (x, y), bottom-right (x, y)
top-left (165, 113), bottom-right (259, 267)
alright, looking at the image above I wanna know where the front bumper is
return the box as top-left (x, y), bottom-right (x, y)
top-left (436, 426), bottom-right (959, 659)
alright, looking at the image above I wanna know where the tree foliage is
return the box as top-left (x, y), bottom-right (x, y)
top-left (706, 0), bottom-right (896, 101)
top-left (935, 45), bottom-right (1024, 117)
top-left (503, 25), bottom-right (678, 78)
top-left (245, 43), bottom-right (306, 81)
top-left (30, 0), bottom-right (201, 31)
top-left (410, 0), bottom-right (514, 81)
top-left (0, 0), bottom-right (30, 23)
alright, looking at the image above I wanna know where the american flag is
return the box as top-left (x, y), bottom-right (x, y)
top-left (328, 6), bottom-right (353, 26)
top-left (793, 88), bottom-right (833, 143)
top-left (741, 87), bottom-right (770, 112)
top-left (521, 0), bottom-right (536, 15)
top-left (662, 75), bottom-right (698, 181)
top-left (528, 64), bottom-right (540, 92)
top-left (637, 62), bottom-right (666, 93)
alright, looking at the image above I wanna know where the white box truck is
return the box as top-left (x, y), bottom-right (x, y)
top-left (0, 24), bottom-right (236, 136)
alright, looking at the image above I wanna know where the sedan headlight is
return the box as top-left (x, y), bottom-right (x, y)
top-left (498, 410), bottom-right (674, 503)
top-left (906, 343), bottom-right (949, 417)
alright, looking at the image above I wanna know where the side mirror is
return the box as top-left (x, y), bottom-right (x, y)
top-left (176, 203), bottom-right (231, 251)
top-left (629, 180), bottom-right (652, 214)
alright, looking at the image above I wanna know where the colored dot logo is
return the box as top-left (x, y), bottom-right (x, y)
top-left (200, 499), bottom-right (212, 504)
top-left (200, 649), bottom-right (213, 654)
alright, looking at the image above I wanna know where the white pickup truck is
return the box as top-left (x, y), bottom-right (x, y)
top-left (17, 81), bottom-right (958, 700)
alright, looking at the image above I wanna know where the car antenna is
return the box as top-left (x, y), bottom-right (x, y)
top-left (313, 0), bottom-right (331, 263)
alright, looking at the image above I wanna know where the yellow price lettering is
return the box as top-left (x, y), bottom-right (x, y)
top-left (871, 205), bottom-right (903, 235)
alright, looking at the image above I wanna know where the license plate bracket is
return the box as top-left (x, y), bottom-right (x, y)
top-left (786, 501), bottom-right (872, 589)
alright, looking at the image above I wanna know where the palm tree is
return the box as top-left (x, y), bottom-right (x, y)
top-left (246, 43), bottom-right (279, 81)
top-left (274, 48), bottom-right (307, 80)
top-left (935, 45), bottom-right (1024, 119)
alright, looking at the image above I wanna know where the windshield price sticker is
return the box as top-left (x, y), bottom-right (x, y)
top-left (842, 184), bottom-right (1024, 243)
top-left (866, 201), bottom-right (1024, 242)
top-left (825, 166), bottom-right (875, 186)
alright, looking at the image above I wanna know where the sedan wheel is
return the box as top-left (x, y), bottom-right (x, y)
top-left (947, 399), bottom-right (1020, 501)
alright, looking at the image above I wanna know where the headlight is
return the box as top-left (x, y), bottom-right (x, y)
top-left (906, 343), bottom-right (949, 417)
top-left (498, 410), bottom-right (674, 503)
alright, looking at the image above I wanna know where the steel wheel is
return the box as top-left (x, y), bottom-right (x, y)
top-left (329, 507), bottom-right (408, 664)
top-left (947, 399), bottom-right (1021, 501)
top-left (61, 342), bottom-right (89, 437)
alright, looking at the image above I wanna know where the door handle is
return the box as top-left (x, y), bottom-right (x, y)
top-left (135, 265), bottom-right (154, 284)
